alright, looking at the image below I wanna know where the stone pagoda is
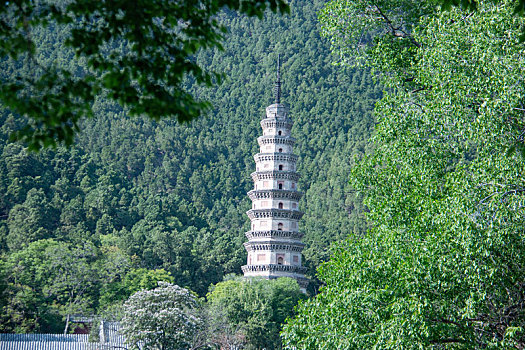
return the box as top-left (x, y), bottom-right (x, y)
top-left (242, 57), bottom-right (308, 292)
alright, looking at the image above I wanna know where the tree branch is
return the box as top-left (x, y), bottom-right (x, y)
top-left (429, 338), bottom-right (464, 344)
top-left (410, 85), bottom-right (432, 94)
top-left (373, 5), bottom-right (421, 48)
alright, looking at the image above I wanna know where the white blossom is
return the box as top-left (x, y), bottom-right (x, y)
top-left (120, 282), bottom-right (201, 350)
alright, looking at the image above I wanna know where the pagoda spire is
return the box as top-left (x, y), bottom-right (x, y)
top-left (274, 54), bottom-right (282, 104)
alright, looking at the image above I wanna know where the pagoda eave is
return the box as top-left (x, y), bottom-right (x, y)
top-left (247, 189), bottom-right (303, 201)
top-left (250, 171), bottom-right (300, 182)
top-left (246, 209), bottom-right (304, 220)
top-left (245, 230), bottom-right (304, 240)
top-left (254, 153), bottom-right (298, 163)
top-left (243, 241), bottom-right (305, 253)
top-left (257, 136), bottom-right (296, 147)
top-left (242, 264), bottom-right (307, 274)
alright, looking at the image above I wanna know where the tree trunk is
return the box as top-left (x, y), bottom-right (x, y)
top-left (64, 314), bottom-right (70, 335)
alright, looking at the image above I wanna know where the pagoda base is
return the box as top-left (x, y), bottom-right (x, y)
top-left (242, 264), bottom-right (309, 293)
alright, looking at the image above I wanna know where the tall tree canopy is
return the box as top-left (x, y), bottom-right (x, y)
top-left (207, 276), bottom-right (306, 349)
top-left (0, 0), bottom-right (288, 150)
top-left (283, 0), bottom-right (525, 348)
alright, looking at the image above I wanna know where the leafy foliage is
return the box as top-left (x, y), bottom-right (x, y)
top-left (207, 276), bottom-right (306, 349)
top-left (319, 0), bottom-right (432, 68)
top-left (283, 0), bottom-right (525, 348)
top-left (1, 239), bottom-right (98, 333)
top-left (0, 0), bottom-right (289, 150)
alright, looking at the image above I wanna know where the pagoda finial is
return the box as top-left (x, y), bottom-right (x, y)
top-left (274, 54), bottom-right (282, 104)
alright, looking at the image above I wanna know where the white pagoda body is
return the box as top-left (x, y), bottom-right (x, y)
top-left (242, 60), bottom-right (308, 292)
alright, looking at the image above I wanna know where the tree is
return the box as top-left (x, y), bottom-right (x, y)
top-left (0, 0), bottom-right (289, 150)
top-left (207, 276), bottom-right (306, 349)
top-left (45, 241), bottom-right (99, 334)
top-left (120, 282), bottom-right (202, 350)
top-left (98, 267), bottom-right (175, 313)
top-left (7, 188), bottom-right (55, 251)
top-left (2, 239), bottom-right (98, 333)
top-left (283, 1), bottom-right (525, 349)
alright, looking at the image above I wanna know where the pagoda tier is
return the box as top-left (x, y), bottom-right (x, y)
top-left (253, 153), bottom-right (298, 164)
top-left (260, 119), bottom-right (293, 130)
top-left (250, 170), bottom-right (300, 182)
top-left (257, 135), bottom-right (296, 147)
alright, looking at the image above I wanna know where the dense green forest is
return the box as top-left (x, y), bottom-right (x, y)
top-left (0, 0), bottom-right (379, 333)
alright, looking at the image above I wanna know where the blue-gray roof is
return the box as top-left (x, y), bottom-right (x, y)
top-left (0, 328), bottom-right (127, 350)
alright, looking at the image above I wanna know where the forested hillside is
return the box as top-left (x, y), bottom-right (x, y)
top-left (0, 0), bottom-right (380, 332)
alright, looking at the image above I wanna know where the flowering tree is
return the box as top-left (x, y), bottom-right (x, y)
top-left (120, 282), bottom-right (201, 350)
